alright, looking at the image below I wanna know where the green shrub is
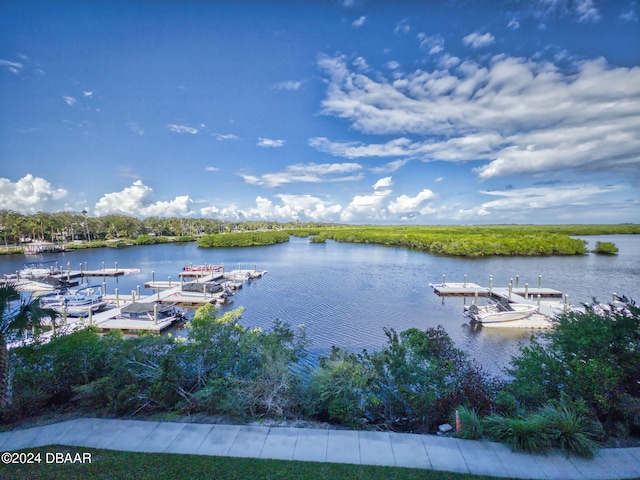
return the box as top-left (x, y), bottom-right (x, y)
top-left (592, 241), bottom-right (618, 254)
top-left (483, 413), bottom-right (552, 453)
top-left (539, 401), bottom-right (602, 458)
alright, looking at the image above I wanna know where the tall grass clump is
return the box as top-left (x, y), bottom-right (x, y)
top-left (539, 400), bottom-right (603, 458)
top-left (452, 406), bottom-right (483, 440)
top-left (483, 413), bottom-right (552, 453)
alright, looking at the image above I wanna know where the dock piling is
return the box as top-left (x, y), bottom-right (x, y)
top-left (525, 283), bottom-right (529, 299)
top-left (131, 291), bottom-right (136, 304)
top-left (515, 275), bottom-right (519, 288)
top-left (442, 274), bottom-right (446, 287)
top-left (489, 275), bottom-right (493, 293)
top-left (508, 279), bottom-right (513, 300)
top-left (115, 288), bottom-right (119, 307)
top-left (538, 275), bottom-right (542, 288)
top-left (463, 274), bottom-right (467, 288)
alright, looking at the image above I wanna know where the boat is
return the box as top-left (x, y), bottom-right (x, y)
top-left (465, 298), bottom-right (538, 324)
top-left (117, 302), bottom-right (184, 323)
top-left (19, 261), bottom-right (62, 279)
top-left (24, 242), bottom-right (66, 255)
top-left (182, 264), bottom-right (222, 273)
top-left (39, 285), bottom-right (107, 316)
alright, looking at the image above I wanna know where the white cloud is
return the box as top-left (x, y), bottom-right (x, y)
top-left (507, 18), bottom-right (520, 30)
top-left (316, 53), bottom-right (640, 178)
top-left (63, 96), bottom-right (76, 106)
top-left (417, 33), bottom-right (444, 54)
top-left (373, 176), bottom-right (393, 189)
top-left (93, 180), bottom-right (194, 217)
top-left (212, 133), bottom-right (239, 141)
top-left (394, 19), bottom-right (410, 34)
top-left (0, 174), bottom-right (67, 214)
top-left (0, 59), bottom-right (24, 74)
top-left (462, 32), bottom-right (495, 48)
top-left (241, 162), bottom-right (363, 187)
top-left (340, 186), bottom-right (392, 222)
top-left (386, 61), bottom-right (400, 70)
top-left (352, 16), bottom-right (366, 27)
top-left (388, 189), bottom-right (437, 215)
top-left (274, 80), bottom-right (302, 91)
top-left (527, 0), bottom-right (600, 22)
top-left (257, 137), bottom-right (285, 147)
top-left (456, 184), bottom-right (619, 220)
top-left (167, 124), bottom-right (199, 134)
top-left (620, 6), bottom-right (638, 22)
top-left (82, 91), bottom-right (94, 97)
top-left (205, 166), bottom-right (220, 172)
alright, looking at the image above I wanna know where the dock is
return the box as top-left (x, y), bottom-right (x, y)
top-left (430, 278), bottom-right (569, 329)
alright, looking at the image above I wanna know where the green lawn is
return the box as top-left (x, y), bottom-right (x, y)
top-left (0, 446), bottom-right (509, 480)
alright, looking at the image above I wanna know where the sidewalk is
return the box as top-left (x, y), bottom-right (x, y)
top-left (1, 418), bottom-right (639, 479)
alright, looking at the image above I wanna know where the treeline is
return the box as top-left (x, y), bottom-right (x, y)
top-left (5, 297), bottom-right (639, 458)
top-left (197, 231), bottom-right (290, 248)
top-left (287, 224), bottom-right (640, 256)
top-left (0, 209), bottom-right (329, 246)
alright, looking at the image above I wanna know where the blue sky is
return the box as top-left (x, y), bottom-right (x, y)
top-left (1, 0), bottom-right (639, 224)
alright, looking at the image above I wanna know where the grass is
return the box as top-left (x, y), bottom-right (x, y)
top-left (0, 446), bottom-right (508, 480)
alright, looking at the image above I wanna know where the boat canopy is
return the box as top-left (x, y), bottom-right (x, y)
top-left (121, 302), bottom-right (175, 314)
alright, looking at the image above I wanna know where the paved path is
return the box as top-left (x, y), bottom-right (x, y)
top-left (1, 418), bottom-right (639, 479)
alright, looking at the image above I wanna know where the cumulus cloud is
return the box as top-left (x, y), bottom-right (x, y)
top-left (352, 16), bottom-right (366, 27)
top-left (316, 53), bottom-right (640, 179)
top-left (0, 174), bottom-right (67, 214)
top-left (93, 180), bottom-right (194, 217)
top-left (340, 180), bottom-right (393, 222)
top-left (373, 176), bottom-right (393, 189)
top-left (167, 124), bottom-right (199, 134)
top-left (257, 137), bottom-right (285, 147)
top-left (241, 162), bottom-right (363, 187)
top-left (462, 32), bottom-right (495, 48)
top-left (388, 189), bottom-right (438, 215)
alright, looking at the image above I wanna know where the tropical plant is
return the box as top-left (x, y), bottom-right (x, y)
top-left (0, 283), bottom-right (57, 410)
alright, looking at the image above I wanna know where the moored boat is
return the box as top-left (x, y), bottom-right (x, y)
top-left (39, 285), bottom-right (107, 316)
top-left (466, 298), bottom-right (538, 324)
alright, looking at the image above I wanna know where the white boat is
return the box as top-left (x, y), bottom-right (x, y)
top-left (39, 285), bottom-right (107, 316)
top-left (19, 261), bottom-right (62, 279)
top-left (466, 298), bottom-right (538, 324)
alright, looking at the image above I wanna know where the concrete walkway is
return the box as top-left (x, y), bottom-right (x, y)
top-left (1, 418), bottom-right (639, 479)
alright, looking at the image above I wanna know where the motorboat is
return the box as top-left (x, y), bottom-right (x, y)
top-left (19, 261), bottom-right (62, 279)
top-left (466, 298), bottom-right (538, 324)
top-left (182, 264), bottom-right (222, 273)
top-left (39, 285), bottom-right (107, 316)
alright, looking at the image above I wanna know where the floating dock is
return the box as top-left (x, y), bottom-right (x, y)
top-left (430, 278), bottom-right (570, 329)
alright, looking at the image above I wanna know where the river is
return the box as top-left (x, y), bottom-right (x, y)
top-left (2, 234), bottom-right (638, 377)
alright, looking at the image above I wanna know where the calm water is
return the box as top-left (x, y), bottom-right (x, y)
top-left (2, 234), bottom-right (638, 377)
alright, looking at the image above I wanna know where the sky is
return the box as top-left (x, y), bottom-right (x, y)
top-left (1, 0), bottom-right (639, 224)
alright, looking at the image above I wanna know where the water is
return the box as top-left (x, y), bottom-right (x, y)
top-left (2, 234), bottom-right (638, 377)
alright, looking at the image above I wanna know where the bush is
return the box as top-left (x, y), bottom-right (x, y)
top-left (539, 401), bottom-right (602, 458)
top-left (592, 241), bottom-right (618, 254)
top-left (483, 413), bottom-right (552, 453)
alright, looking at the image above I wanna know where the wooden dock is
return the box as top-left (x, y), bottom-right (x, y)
top-left (431, 279), bottom-right (569, 329)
